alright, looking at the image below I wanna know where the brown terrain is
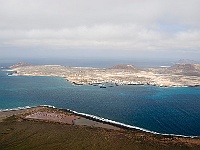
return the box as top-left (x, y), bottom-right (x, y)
top-left (0, 106), bottom-right (200, 150)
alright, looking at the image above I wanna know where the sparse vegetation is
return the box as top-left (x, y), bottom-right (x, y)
top-left (0, 108), bottom-right (200, 150)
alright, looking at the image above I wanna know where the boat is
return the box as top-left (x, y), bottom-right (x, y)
top-left (99, 84), bottom-right (106, 88)
top-left (72, 82), bottom-right (83, 86)
top-left (100, 86), bottom-right (106, 88)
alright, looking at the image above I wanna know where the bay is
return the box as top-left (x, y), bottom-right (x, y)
top-left (0, 68), bottom-right (200, 136)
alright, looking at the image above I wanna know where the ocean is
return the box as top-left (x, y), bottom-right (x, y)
top-left (0, 67), bottom-right (200, 137)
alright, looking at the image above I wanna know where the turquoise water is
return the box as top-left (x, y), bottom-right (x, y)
top-left (0, 68), bottom-right (200, 136)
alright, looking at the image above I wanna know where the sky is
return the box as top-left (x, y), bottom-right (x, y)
top-left (0, 0), bottom-right (200, 64)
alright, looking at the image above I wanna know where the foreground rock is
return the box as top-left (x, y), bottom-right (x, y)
top-left (0, 106), bottom-right (200, 150)
top-left (0, 106), bottom-right (120, 130)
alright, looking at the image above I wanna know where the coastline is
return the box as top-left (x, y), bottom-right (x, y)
top-left (7, 73), bottom-right (200, 88)
top-left (1, 64), bottom-right (200, 149)
top-left (2, 67), bottom-right (200, 137)
top-left (1, 105), bottom-right (200, 149)
top-left (0, 105), bottom-right (200, 138)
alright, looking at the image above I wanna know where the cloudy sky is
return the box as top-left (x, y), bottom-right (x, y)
top-left (0, 0), bottom-right (200, 63)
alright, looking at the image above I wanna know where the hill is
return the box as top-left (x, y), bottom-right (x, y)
top-left (175, 59), bottom-right (197, 64)
top-left (110, 64), bottom-right (138, 70)
top-left (168, 64), bottom-right (200, 76)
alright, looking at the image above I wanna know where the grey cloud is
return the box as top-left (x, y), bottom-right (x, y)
top-left (0, 0), bottom-right (200, 60)
top-left (1, 0), bottom-right (200, 28)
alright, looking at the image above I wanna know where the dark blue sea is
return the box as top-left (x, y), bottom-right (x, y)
top-left (0, 67), bottom-right (200, 136)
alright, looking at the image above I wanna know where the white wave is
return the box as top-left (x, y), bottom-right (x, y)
top-left (67, 110), bottom-right (200, 138)
top-left (40, 104), bottom-right (56, 108)
top-left (40, 105), bottom-right (199, 138)
top-left (2, 69), bottom-right (14, 71)
top-left (0, 105), bottom-right (35, 112)
top-left (171, 85), bottom-right (189, 88)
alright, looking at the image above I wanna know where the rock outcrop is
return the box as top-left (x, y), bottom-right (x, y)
top-left (10, 62), bottom-right (30, 69)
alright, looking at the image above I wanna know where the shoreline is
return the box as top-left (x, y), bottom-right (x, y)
top-left (1, 105), bottom-right (199, 139)
top-left (7, 73), bottom-right (200, 88)
top-left (6, 72), bottom-right (200, 88)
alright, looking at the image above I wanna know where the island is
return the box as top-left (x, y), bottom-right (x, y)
top-left (10, 62), bottom-right (200, 87)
